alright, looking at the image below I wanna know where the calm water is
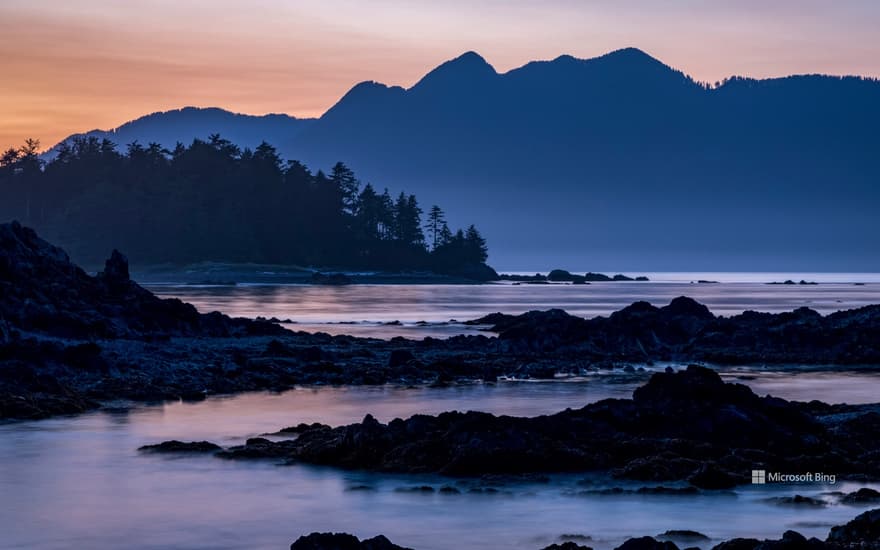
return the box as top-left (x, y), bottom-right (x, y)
top-left (4, 277), bottom-right (880, 549)
top-left (149, 277), bottom-right (880, 338)
top-left (1, 373), bottom-right (879, 550)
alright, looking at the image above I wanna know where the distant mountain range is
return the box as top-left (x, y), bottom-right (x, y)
top-left (47, 48), bottom-right (880, 271)
top-left (43, 107), bottom-right (315, 162)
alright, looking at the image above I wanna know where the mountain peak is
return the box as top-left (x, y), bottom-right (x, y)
top-left (411, 51), bottom-right (497, 91)
top-left (320, 80), bottom-right (406, 122)
top-left (602, 47), bottom-right (656, 61)
top-left (593, 47), bottom-right (669, 70)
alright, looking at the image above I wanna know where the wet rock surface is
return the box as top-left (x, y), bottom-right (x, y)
top-left (289, 508), bottom-right (880, 549)
top-left (3, 221), bottom-right (880, 423)
top-left (138, 440), bottom-right (222, 453)
top-left (841, 488), bottom-right (880, 504)
top-left (188, 366), bottom-right (880, 487)
top-left (0, 221), bottom-right (283, 340)
top-left (290, 533), bottom-right (412, 550)
top-left (469, 297), bottom-right (880, 364)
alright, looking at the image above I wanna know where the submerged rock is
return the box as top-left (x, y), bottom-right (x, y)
top-left (764, 495), bottom-right (827, 508)
top-left (138, 440), bottom-right (221, 453)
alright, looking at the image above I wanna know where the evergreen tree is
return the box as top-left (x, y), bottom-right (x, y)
top-left (425, 205), bottom-right (445, 250)
top-left (330, 161), bottom-right (359, 215)
top-left (0, 137), bottom-right (491, 274)
top-left (465, 224), bottom-right (489, 263)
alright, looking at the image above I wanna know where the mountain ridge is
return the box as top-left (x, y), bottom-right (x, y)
top-left (39, 49), bottom-right (880, 270)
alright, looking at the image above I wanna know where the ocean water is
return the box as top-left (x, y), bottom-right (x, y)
top-left (148, 275), bottom-right (880, 338)
top-left (3, 276), bottom-right (879, 549)
top-left (2, 374), bottom-right (879, 550)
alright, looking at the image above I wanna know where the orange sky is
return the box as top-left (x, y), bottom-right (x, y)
top-left (2, 0), bottom-right (879, 151)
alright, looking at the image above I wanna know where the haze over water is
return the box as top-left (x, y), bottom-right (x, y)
top-left (2, 274), bottom-right (880, 549)
top-left (148, 274), bottom-right (880, 338)
top-left (2, 375), bottom-right (879, 550)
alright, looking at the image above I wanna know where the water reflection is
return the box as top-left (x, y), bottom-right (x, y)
top-left (149, 281), bottom-right (880, 339)
top-left (1, 373), bottom-right (879, 550)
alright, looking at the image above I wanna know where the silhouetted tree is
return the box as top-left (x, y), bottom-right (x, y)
top-left (330, 161), bottom-right (359, 216)
top-left (425, 205), bottom-right (445, 250)
top-left (0, 136), bottom-right (491, 274)
top-left (465, 224), bottom-right (489, 263)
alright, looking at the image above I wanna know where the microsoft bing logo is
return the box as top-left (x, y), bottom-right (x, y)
top-left (751, 470), bottom-right (766, 484)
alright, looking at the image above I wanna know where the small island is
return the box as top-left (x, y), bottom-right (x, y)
top-left (498, 269), bottom-right (650, 284)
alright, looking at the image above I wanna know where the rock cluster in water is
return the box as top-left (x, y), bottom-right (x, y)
top-left (289, 507), bottom-right (880, 549)
top-left (157, 366), bottom-right (880, 488)
top-left (3, 221), bottom-right (880, 420)
top-left (468, 297), bottom-right (880, 364)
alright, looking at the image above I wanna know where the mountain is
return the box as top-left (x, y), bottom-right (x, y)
top-left (47, 49), bottom-right (880, 270)
top-left (44, 107), bottom-right (313, 161)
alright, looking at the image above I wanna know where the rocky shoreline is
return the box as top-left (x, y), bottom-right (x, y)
top-left (143, 366), bottom-right (880, 488)
top-left (2, 221), bottom-right (880, 420)
top-left (289, 507), bottom-right (880, 548)
top-left (4, 222), bottom-right (880, 548)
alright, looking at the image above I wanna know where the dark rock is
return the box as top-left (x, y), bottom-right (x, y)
top-left (614, 536), bottom-right (679, 549)
top-left (290, 532), bottom-right (412, 550)
top-left (657, 530), bottom-right (710, 542)
top-left (0, 221), bottom-right (285, 340)
top-left (438, 262), bottom-right (499, 282)
top-left (764, 495), bottom-right (827, 508)
top-left (99, 249), bottom-right (130, 286)
top-left (546, 270), bottom-right (588, 284)
top-left (689, 465), bottom-right (742, 490)
top-left (207, 365), bottom-right (877, 487)
top-left (827, 508), bottom-right (880, 545)
top-left (713, 530), bottom-right (828, 550)
top-left (274, 423), bottom-right (331, 435)
top-left (541, 543), bottom-right (593, 550)
top-left (548, 269), bottom-right (576, 281)
top-left (138, 440), bottom-right (221, 453)
top-left (388, 349), bottom-right (416, 368)
top-left (711, 539), bottom-right (761, 550)
top-left (660, 297), bottom-right (714, 321)
top-left (841, 488), bottom-right (880, 504)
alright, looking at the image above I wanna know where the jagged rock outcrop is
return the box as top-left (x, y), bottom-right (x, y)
top-left (0, 221), bottom-right (285, 340)
top-left (290, 532), bottom-right (412, 550)
top-left (209, 366), bottom-right (880, 485)
top-left (469, 296), bottom-right (880, 364)
top-left (287, 509), bottom-right (880, 549)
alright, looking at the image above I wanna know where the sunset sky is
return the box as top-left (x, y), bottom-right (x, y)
top-left (2, 0), bottom-right (879, 151)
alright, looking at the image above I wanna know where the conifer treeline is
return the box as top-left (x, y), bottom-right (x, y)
top-left (0, 136), bottom-right (491, 273)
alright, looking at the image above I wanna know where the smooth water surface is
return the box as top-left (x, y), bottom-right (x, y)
top-left (2, 373), bottom-right (879, 550)
top-left (149, 278), bottom-right (880, 338)
top-left (5, 276), bottom-right (879, 549)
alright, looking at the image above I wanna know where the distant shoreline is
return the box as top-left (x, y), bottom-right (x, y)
top-left (129, 266), bottom-right (880, 286)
